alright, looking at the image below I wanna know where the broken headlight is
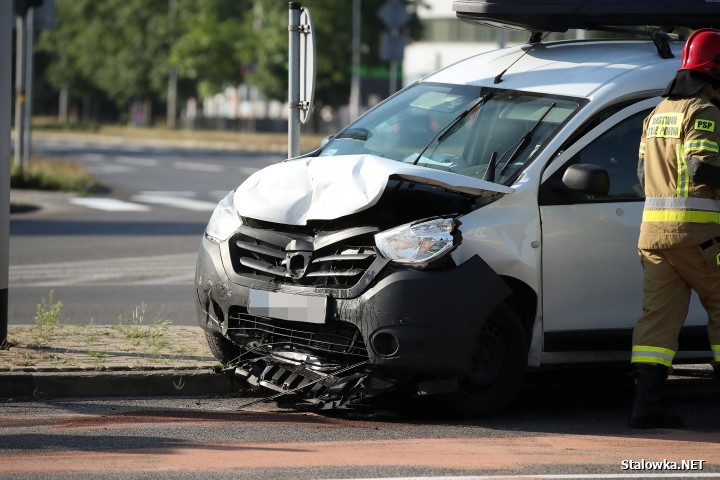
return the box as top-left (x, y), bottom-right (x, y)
top-left (205, 190), bottom-right (242, 243)
top-left (374, 217), bottom-right (459, 268)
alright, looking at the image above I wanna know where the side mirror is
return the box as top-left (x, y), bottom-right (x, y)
top-left (561, 164), bottom-right (610, 196)
top-left (320, 134), bottom-right (335, 147)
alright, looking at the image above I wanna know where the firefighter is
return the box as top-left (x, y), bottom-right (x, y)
top-left (631, 28), bottom-right (720, 429)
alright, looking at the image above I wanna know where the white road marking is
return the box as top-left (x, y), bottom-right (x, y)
top-left (173, 161), bottom-right (225, 172)
top-left (70, 198), bottom-right (150, 212)
top-left (322, 475), bottom-right (720, 480)
top-left (10, 253), bottom-right (196, 286)
top-left (116, 156), bottom-right (160, 167)
top-left (85, 164), bottom-right (136, 174)
top-left (131, 194), bottom-right (218, 211)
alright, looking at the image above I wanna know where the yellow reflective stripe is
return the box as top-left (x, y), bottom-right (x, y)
top-left (713, 344), bottom-right (720, 362)
top-left (643, 210), bottom-right (720, 223)
top-left (676, 143), bottom-right (689, 197)
top-left (631, 345), bottom-right (675, 367)
top-left (685, 139), bottom-right (719, 154)
top-left (639, 142), bottom-right (646, 157)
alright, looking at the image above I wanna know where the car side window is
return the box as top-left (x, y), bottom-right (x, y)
top-left (541, 110), bottom-right (650, 204)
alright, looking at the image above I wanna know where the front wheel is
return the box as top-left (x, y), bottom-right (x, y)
top-left (441, 303), bottom-right (529, 417)
top-left (204, 330), bottom-right (241, 365)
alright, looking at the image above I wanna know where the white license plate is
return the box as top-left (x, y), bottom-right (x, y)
top-left (247, 289), bottom-right (327, 324)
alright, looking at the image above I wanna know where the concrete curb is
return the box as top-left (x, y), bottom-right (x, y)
top-left (0, 326), bottom-right (245, 399)
top-left (0, 369), bottom-right (243, 400)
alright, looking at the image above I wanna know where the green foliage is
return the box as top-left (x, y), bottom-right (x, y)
top-left (34, 291), bottom-right (63, 342)
top-left (37, 0), bottom-right (423, 115)
top-left (11, 158), bottom-right (101, 194)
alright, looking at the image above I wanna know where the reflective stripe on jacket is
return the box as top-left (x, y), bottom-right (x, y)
top-left (638, 86), bottom-right (720, 249)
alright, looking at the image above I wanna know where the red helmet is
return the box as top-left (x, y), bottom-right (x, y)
top-left (679, 28), bottom-right (720, 81)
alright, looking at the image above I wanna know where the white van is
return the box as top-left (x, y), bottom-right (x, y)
top-left (195, 3), bottom-right (720, 414)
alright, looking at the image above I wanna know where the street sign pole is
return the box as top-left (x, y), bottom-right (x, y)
top-left (1, 0), bottom-right (12, 349)
top-left (14, 12), bottom-right (26, 173)
top-left (288, 2), bottom-right (301, 158)
top-left (349, 0), bottom-right (361, 121)
top-left (22, 8), bottom-right (34, 169)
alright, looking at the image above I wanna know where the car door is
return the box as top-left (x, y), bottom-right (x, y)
top-left (537, 98), bottom-right (710, 352)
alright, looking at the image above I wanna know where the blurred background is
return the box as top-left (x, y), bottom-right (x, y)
top-left (14, 0), bottom-right (583, 137)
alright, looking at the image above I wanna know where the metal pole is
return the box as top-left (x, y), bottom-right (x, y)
top-left (349, 0), bottom-right (361, 121)
top-left (288, 2), bottom-right (301, 158)
top-left (13, 12), bottom-right (26, 173)
top-left (389, 28), bottom-right (398, 95)
top-left (167, 0), bottom-right (178, 129)
top-left (22, 8), bottom-right (34, 168)
top-left (1, 0), bottom-right (13, 348)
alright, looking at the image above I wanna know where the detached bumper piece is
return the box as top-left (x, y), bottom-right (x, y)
top-left (234, 359), bottom-right (396, 410)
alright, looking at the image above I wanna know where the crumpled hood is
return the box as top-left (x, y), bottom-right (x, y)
top-left (234, 154), bottom-right (512, 225)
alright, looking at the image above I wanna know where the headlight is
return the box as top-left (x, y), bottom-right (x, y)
top-left (375, 217), bottom-right (459, 267)
top-left (205, 190), bottom-right (242, 243)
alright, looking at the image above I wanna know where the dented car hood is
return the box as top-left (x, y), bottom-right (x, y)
top-left (233, 154), bottom-right (512, 225)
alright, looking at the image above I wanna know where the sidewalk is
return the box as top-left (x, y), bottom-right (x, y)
top-left (0, 324), bottom-right (240, 399)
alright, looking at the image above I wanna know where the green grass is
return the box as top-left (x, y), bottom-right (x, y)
top-left (11, 158), bottom-right (102, 194)
top-left (32, 117), bottom-right (325, 154)
top-left (34, 290), bottom-right (63, 343)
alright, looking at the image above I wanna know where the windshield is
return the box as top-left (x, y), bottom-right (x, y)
top-left (320, 82), bottom-right (584, 186)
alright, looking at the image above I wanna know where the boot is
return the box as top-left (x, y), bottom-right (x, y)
top-left (628, 363), bottom-right (684, 429)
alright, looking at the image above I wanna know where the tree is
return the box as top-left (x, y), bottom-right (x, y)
top-left (248, 0), bottom-right (422, 107)
top-left (170, 0), bottom-right (254, 100)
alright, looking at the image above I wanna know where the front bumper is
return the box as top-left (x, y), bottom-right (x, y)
top-left (196, 235), bottom-right (510, 378)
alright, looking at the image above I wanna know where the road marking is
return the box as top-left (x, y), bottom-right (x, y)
top-left (116, 156), bottom-right (160, 167)
top-left (131, 194), bottom-right (218, 211)
top-left (322, 476), bottom-right (720, 479)
top-left (321, 476), bottom-right (720, 480)
top-left (173, 161), bottom-right (225, 172)
top-left (10, 253), bottom-right (196, 286)
top-left (85, 164), bottom-right (136, 174)
top-left (70, 198), bottom-right (150, 212)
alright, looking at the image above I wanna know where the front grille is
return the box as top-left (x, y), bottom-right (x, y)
top-left (230, 224), bottom-right (378, 289)
top-left (228, 307), bottom-right (368, 361)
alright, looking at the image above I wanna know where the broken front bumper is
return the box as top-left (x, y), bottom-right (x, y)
top-left (196, 235), bottom-right (510, 379)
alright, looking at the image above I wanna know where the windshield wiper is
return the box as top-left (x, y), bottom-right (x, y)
top-left (497, 102), bottom-right (556, 176)
top-left (412, 92), bottom-right (494, 166)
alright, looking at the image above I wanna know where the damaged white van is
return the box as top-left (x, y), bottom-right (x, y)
top-left (195, 2), bottom-right (720, 414)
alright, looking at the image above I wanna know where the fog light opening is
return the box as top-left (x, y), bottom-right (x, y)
top-left (372, 331), bottom-right (400, 357)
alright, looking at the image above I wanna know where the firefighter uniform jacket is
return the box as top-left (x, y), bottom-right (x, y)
top-left (638, 85), bottom-right (720, 249)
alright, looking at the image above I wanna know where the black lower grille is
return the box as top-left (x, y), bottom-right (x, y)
top-left (229, 224), bottom-right (378, 289)
top-left (228, 307), bottom-right (368, 360)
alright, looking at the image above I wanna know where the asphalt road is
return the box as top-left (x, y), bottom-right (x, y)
top-left (1, 367), bottom-right (719, 479)
top-left (9, 136), bottom-right (284, 326)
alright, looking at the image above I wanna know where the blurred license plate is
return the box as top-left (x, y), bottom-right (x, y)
top-left (247, 289), bottom-right (327, 324)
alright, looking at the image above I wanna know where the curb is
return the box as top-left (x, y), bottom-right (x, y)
top-left (0, 369), bottom-right (243, 400)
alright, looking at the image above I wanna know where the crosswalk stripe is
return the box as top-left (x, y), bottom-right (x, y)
top-left (173, 161), bottom-right (225, 172)
top-left (70, 198), bottom-right (150, 212)
top-left (131, 194), bottom-right (218, 211)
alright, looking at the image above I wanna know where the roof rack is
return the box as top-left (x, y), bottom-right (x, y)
top-left (453, 0), bottom-right (720, 33)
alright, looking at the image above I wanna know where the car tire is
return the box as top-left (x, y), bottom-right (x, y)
top-left (441, 302), bottom-right (529, 417)
top-left (204, 330), bottom-right (241, 365)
